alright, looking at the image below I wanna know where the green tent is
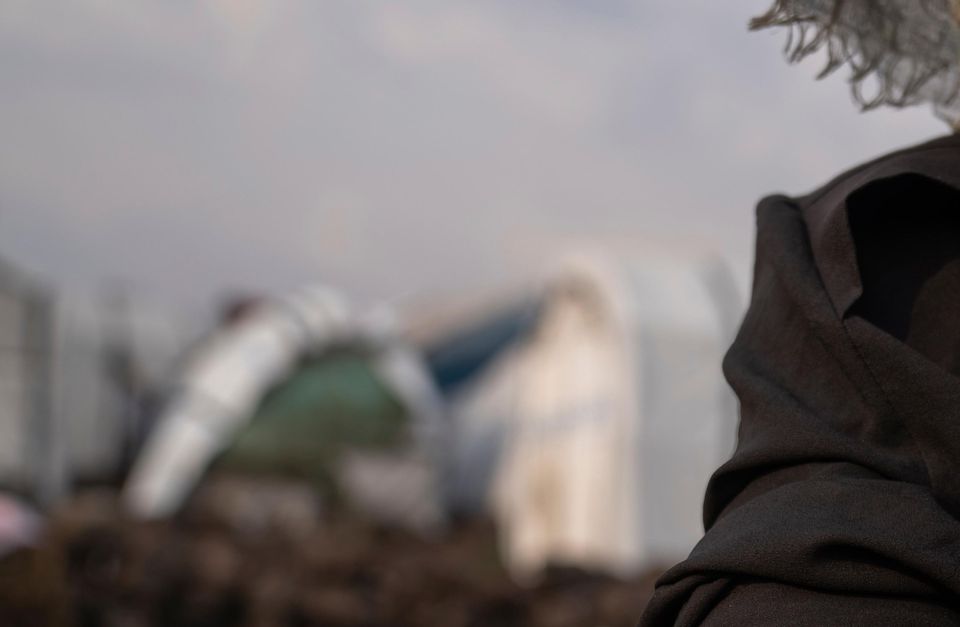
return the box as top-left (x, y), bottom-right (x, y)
top-left (213, 349), bottom-right (411, 502)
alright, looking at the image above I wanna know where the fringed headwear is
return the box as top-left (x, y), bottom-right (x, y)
top-left (752, 0), bottom-right (960, 123)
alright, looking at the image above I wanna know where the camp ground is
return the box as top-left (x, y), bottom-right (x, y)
top-left (115, 248), bottom-right (742, 581)
top-left (0, 245), bottom-right (744, 625)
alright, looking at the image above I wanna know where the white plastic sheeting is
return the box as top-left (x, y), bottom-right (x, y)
top-left (50, 291), bottom-right (190, 492)
top-left (123, 287), bottom-right (446, 532)
top-left (470, 251), bottom-right (741, 579)
top-left (0, 261), bottom-right (190, 505)
top-left (0, 260), bottom-right (50, 499)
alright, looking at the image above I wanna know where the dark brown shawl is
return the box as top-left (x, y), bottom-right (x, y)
top-left (641, 133), bottom-right (960, 625)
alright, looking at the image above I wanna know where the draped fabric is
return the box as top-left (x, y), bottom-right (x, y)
top-left (641, 134), bottom-right (960, 625)
top-left (752, 0), bottom-right (960, 123)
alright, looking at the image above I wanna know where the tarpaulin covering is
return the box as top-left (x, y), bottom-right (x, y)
top-left (489, 253), bottom-right (739, 579)
top-left (214, 350), bottom-right (409, 499)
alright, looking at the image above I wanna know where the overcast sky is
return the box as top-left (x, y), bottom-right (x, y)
top-left (0, 0), bottom-right (945, 315)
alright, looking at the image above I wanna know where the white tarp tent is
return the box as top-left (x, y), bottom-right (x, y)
top-left (0, 259), bottom-right (51, 500)
top-left (124, 287), bottom-right (446, 533)
top-left (453, 250), bottom-right (741, 579)
top-left (51, 290), bottom-right (191, 491)
top-left (0, 258), bottom-right (189, 506)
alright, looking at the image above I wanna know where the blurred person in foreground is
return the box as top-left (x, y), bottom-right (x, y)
top-left (642, 1), bottom-right (960, 624)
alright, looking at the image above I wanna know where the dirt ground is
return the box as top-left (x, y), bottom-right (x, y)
top-left (0, 484), bottom-right (663, 627)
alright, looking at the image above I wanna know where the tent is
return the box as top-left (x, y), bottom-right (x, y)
top-left (0, 254), bottom-right (189, 506)
top-left (124, 287), bottom-right (445, 532)
top-left (0, 258), bottom-right (52, 501)
top-left (408, 296), bottom-right (540, 515)
top-left (444, 250), bottom-right (742, 578)
top-left (51, 290), bottom-right (191, 493)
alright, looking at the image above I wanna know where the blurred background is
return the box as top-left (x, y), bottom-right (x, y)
top-left (0, 1), bottom-right (947, 626)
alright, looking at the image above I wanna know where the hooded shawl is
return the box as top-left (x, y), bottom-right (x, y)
top-left (640, 133), bottom-right (960, 625)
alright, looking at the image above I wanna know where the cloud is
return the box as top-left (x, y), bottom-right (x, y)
top-left (0, 0), bottom-right (944, 313)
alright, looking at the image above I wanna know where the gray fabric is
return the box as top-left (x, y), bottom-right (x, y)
top-left (753, 0), bottom-right (960, 122)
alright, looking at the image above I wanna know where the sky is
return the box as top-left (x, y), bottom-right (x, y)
top-left (0, 0), bottom-right (946, 316)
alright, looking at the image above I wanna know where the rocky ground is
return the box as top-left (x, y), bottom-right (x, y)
top-left (0, 483), bottom-right (663, 627)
